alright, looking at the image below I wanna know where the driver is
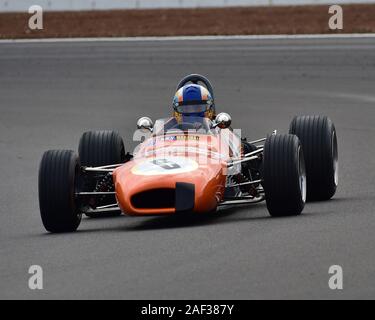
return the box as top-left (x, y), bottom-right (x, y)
top-left (172, 84), bottom-right (216, 122)
top-left (173, 83), bottom-right (261, 193)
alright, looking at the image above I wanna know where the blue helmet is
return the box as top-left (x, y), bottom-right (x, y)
top-left (173, 84), bottom-right (215, 119)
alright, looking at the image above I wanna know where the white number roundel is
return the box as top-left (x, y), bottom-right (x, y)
top-left (131, 157), bottom-right (198, 176)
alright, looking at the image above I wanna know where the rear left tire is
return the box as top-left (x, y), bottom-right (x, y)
top-left (289, 115), bottom-right (338, 201)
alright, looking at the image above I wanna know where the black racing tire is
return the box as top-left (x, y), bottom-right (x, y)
top-left (263, 134), bottom-right (306, 217)
top-left (38, 150), bottom-right (82, 233)
top-left (289, 115), bottom-right (338, 201)
top-left (78, 130), bottom-right (125, 167)
top-left (78, 130), bottom-right (125, 217)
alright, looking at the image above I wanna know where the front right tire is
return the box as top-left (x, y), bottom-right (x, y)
top-left (38, 150), bottom-right (81, 233)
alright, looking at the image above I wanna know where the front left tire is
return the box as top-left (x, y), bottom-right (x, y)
top-left (263, 134), bottom-right (306, 217)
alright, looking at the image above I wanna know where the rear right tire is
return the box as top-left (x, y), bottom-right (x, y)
top-left (78, 130), bottom-right (125, 217)
top-left (263, 134), bottom-right (306, 217)
top-left (78, 130), bottom-right (125, 167)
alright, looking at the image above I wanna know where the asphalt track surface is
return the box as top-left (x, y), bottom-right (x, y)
top-left (0, 37), bottom-right (375, 299)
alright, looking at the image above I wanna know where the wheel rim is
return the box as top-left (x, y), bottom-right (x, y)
top-left (73, 162), bottom-right (83, 221)
top-left (298, 146), bottom-right (307, 203)
top-left (332, 130), bottom-right (339, 187)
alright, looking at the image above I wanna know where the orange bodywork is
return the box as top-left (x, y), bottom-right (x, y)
top-left (112, 132), bottom-right (236, 216)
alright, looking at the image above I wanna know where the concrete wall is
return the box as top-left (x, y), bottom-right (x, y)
top-left (1, 0), bottom-right (374, 12)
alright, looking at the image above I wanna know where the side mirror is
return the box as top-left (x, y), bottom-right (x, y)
top-left (214, 112), bottom-right (232, 129)
top-left (137, 117), bottom-right (153, 132)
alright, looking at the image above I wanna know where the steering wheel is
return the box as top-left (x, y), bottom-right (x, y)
top-left (170, 122), bottom-right (203, 131)
top-left (176, 74), bottom-right (215, 100)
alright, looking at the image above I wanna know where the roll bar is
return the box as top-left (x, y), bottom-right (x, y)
top-left (176, 74), bottom-right (215, 100)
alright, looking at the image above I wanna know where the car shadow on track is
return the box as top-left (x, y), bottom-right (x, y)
top-left (121, 204), bottom-right (273, 231)
top-left (38, 197), bottom-right (348, 235)
top-left (69, 204), bottom-right (272, 234)
top-left (101, 197), bottom-right (347, 232)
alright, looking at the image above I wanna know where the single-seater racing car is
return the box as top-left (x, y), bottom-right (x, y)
top-left (38, 74), bottom-right (338, 233)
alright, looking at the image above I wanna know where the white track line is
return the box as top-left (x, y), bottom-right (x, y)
top-left (0, 33), bottom-right (375, 44)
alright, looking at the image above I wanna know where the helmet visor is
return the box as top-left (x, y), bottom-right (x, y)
top-left (175, 104), bottom-right (209, 114)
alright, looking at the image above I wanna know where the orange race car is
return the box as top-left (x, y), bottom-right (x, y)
top-left (38, 74), bottom-right (338, 233)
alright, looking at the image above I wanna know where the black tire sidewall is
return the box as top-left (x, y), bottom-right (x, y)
top-left (78, 130), bottom-right (125, 167)
top-left (263, 134), bottom-right (305, 217)
top-left (38, 150), bottom-right (81, 232)
top-left (78, 130), bottom-right (124, 217)
top-left (289, 115), bottom-right (338, 200)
